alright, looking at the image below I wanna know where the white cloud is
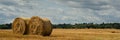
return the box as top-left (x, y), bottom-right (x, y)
top-left (0, 0), bottom-right (120, 24)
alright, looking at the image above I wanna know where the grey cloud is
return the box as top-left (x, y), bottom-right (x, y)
top-left (49, 0), bottom-right (120, 23)
top-left (0, 13), bottom-right (16, 24)
top-left (0, 0), bottom-right (19, 6)
top-left (0, 0), bottom-right (120, 24)
top-left (110, 0), bottom-right (120, 10)
top-left (50, 0), bottom-right (111, 10)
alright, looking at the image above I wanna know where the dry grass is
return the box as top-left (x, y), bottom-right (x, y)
top-left (0, 29), bottom-right (120, 40)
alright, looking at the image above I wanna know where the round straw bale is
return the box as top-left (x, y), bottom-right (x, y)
top-left (42, 18), bottom-right (53, 36)
top-left (22, 18), bottom-right (30, 34)
top-left (28, 16), bottom-right (44, 35)
top-left (12, 17), bottom-right (27, 35)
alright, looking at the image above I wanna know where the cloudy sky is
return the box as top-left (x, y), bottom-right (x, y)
top-left (0, 0), bottom-right (120, 24)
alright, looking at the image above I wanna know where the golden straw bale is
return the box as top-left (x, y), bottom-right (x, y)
top-left (12, 17), bottom-right (27, 35)
top-left (12, 17), bottom-right (30, 35)
top-left (42, 18), bottom-right (53, 36)
top-left (28, 16), bottom-right (44, 35)
top-left (22, 18), bottom-right (30, 34)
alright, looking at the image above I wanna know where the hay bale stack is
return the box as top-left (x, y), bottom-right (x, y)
top-left (42, 18), bottom-right (53, 36)
top-left (28, 16), bottom-right (44, 35)
top-left (12, 17), bottom-right (30, 35)
top-left (12, 16), bottom-right (53, 36)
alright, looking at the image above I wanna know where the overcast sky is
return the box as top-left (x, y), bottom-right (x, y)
top-left (0, 0), bottom-right (120, 24)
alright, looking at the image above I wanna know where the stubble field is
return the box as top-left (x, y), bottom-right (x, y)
top-left (0, 29), bottom-right (120, 40)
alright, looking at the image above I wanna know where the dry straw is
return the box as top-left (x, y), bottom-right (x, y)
top-left (12, 16), bottom-right (53, 36)
top-left (28, 16), bottom-right (44, 35)
top-left (42, 18), bottom-right (53, 36)
top-left (22, 18), bottom-right (30, 34)
top-left (12, 17), bottom-right (30, 35)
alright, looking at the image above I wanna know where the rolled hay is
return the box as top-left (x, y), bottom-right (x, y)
top-left (28, 16), bottom-right (44, 35)
top-left (12, 17), bottom-right (30, 35)
top-left (22, 18), bottom-right (30, 34)
top-left (42, 18), bottom-right (53, 36)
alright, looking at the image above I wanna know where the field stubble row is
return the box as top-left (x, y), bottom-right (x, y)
top-left (0, 29), bottom-right (120, 40)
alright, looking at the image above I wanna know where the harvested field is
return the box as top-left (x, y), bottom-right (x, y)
top-left (0, 29), bottom-right (120, 40)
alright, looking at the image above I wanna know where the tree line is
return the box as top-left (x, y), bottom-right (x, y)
top-left (0, 23), bottom-right (120, 29)
top-left (53, 23), bottom-right (120, 29)
top-left (0, 23), bottom-right (12, 29)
